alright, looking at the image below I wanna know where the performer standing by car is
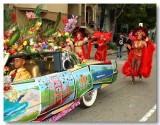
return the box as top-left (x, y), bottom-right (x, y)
top-left (9, 57), bottom-right (31, 82)
top-left (73, 32), bottom-right (89, 62)
top-left (122, 26), bottom-right (155, 84)
top-left (92, 31), bottom-right (112, 62)
top-left (93, 33), bottom-right (108, 62)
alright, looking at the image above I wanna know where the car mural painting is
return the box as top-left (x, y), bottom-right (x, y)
top-left (4, 52), bottom-right (118, 122)
top-left (4, 81), bottom-right (41, 122)
top-left (72, 66), bottom-right (93, 98)
top-left (90, 60), bottom-right (117, 84)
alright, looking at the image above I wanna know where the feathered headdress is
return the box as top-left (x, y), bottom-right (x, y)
top-left (92, 31), bottom-right (112, 41)
top-left (133, 26), bottom-right (148, 39)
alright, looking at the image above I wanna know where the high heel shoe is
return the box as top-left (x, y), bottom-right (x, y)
top-left (131, 79), bottom-right (135, 84)
top-left (139, 75), bottom-right (142, 81)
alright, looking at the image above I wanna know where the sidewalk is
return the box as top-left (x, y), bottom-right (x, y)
top-left (90, 47), bottom-right (128, 58)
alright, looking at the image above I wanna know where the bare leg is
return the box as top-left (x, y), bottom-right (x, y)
top-left (131, 57), bottom-right (136, 84)
top-left (136, 59), bottom-right (142, 80)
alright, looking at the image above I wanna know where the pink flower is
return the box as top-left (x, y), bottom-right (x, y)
top-left (64, 15), bottom-right (78, 33)
top-left (34, 42), bottom-right (41, 51)
top-left (26, 12), bottom-right (37, 19)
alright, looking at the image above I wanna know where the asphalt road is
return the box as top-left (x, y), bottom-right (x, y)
top-left (58, 49), bottom-right (157, 123)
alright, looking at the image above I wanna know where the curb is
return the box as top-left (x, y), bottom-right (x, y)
top-left (108, 50), bottom-right (128, 55)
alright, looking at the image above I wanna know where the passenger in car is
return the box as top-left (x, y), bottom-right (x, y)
top-left (9, 57), bottom-right (31, 82)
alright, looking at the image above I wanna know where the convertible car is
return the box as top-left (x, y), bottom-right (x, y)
top-left (4, 51), bottom-right (118, 122)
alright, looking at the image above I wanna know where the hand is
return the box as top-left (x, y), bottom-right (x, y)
top-left (128, 45), bottom-right (131, 49)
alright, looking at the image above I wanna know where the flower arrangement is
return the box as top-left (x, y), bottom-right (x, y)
top-left (3, 4), bottom-right (80, 66)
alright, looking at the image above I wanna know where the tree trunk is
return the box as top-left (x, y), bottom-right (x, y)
top-left (100, 7), bottom-right (105, 31)
top-left (111, 9), bottom-right (117, 42)
top-left (112, 20), bottom-right (116, 40)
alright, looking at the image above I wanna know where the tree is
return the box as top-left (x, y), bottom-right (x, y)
top-left (99, 4), bottom-right (126, 38)
top-left (99, 5), bottom-right (106, 31)
top-left (117, 4), bottom-right (156, 31)
top-left (98, 4), bottom-right (156, 39)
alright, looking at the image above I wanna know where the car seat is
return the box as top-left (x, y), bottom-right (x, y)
top-left (24, 60), bottom-right (41, 78)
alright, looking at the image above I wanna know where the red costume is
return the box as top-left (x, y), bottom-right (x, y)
top-left (73, 32), bottom-right (90, 61)
top-left (122, 26), bottom-right (155, 84)
top-left (94, 39), bottom-right (107, 61)
top-left (93, 31), bottom-right (112, 62)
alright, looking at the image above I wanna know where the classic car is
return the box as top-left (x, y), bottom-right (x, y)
top-left (4, 51), bottom-right (118, 122)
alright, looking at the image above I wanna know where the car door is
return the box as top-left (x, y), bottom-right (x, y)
top-left (71, 66), bottom-right (93, 98)
top-left (89, 60), bottom-right (118, 84)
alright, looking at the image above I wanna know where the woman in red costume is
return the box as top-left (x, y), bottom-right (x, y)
top-left (92, 31), bottom-right (112, 62)
top-left (122, 26), bottom-right (155, 84)
top-left (73, 32), bottom-right (88, 61)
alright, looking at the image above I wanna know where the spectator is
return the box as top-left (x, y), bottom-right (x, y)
top-left (116, 34), bottom-right (126, 59)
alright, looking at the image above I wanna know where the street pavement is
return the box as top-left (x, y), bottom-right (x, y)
top-left (59, 47), bottom-right (157, 123)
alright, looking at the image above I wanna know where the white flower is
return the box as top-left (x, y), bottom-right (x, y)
top-left (11, 27), bottom-right (16, 31)
top-left (54, 46), bottom-right (58, 50)
top-left (29, 38), bottom-right (34, 42)
top-left (4, 75), bottom-right (12, 84)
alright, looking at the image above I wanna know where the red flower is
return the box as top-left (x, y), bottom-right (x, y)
top-left (9, 49), bottom-right (16, 55)
top-left (4, 45), bottom-right (8, 50)
top-left (62, 17), bottom-right (67, 24)
top-left (11, 12), bottom-right (17, 24)
top-left (4, 85), bottom-right (11, 91)
top-left (4, 66), bottom-right (9, 71)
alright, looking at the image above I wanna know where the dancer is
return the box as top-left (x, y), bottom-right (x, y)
top-left (73, 32), bottom-right (89, 62)
top-left (92, 31), bottom-right (112, 62)
top-left (122, 26), bottom-right (155, 84)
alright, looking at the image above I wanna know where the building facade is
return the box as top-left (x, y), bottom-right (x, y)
top-left (11, 4), bottom-right (99, 34)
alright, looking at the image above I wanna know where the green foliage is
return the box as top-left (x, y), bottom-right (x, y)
top-left (108, 42), bottom-right (117, 50)
top-left (41, 19), bottom-right (51, 34)
top-left (8, 29), bottom-right (20, 46)
top-left (34, 4), bottom-right (44, 18)
top-left (70, 53), bottom-right (80, 64)
top-left (25, 4), bottom-right (44, 29)
top-left (98, 4), bottom-right (156, 32)
top-left (117, 4), bottom-right (156, 29)
top-left (4, 5), bottom-right (14, 30)
top-left (28, 4), bottom-right (44, 28)
top-left (43, 12), bottom-right (61, 37)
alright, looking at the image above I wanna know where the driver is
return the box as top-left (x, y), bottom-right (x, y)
top-left (9, 57), bottom-right (31, 82)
